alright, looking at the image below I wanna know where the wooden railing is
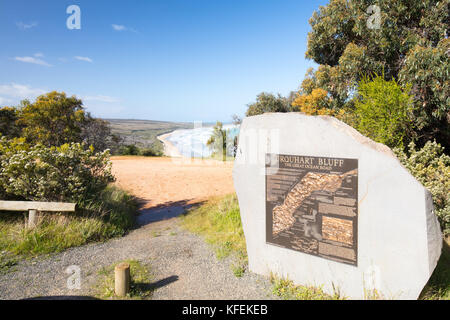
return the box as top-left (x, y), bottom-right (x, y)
top-left (0, 201), bottom-right (76, 228)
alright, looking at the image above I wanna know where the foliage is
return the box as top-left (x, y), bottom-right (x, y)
top-left (271, 275), bottom-right (345, 300)
top-left (302, 0), bottom-right (449, 150)
top-left (245, 92), bottom-right (291, 117)
top-left (81, 116), bottom-right (122, 152)
top-left (0, 107), bottom-right (20, 138)
top-left (0, 185), bottom-right (137, 257)
top-left (17, 91), bottom-right (87, 147)
top-left (399, 38), bottom-right (450, 147)
top-left (292, 88), bottom-right (348, 119)
top-left (0, 139), bottom-right (114, 203)
top-left (182, 194), bottom-right (247, 275)
top-left (95, 259), bottom-right (153, 299)
top-left (116, 144), bottom-right (162, 157)
top-left (354, 74), bottom-right (415, 149)
top-left (118, 144), bottom-right (140, 156)
top-left (395, 141), bottom-right (450, 236)
top-left (206, 122), bottom-right (235, 160)
top-left (140, 147), bottom-right (163, 157)
top-left (3, 91), bottom-right (119, 152)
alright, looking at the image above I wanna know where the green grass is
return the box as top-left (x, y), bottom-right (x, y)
top-left (95, 259), bottom-right (153, 299)
top-left (420, 239), bottom-right (450, 300)
top-left (0, 185), bottom-right (138, 262)
top-left (181, 194), bottom-right (247, 275)
top-left (271, 275), bottom-right (345, 300)
top-left (0, 252), bottom-right (18, 275)
top-left (181, 194), bottom-right (450, 300)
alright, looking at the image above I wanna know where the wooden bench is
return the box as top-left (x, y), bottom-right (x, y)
top-left (0, 201), bottom-right (76, 228)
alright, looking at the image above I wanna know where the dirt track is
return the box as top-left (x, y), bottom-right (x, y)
top-left (111, 157), bottom-right (235, 209)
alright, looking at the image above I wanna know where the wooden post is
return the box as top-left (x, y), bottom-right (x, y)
top-left (115, 263), bottom-right (130, 297)
top-left (28, 209), bottom-right (37, 229)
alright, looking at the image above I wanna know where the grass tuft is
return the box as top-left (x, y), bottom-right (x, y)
top-left (270, 275), bottom-right (345, 300)
top-left (95, 259), bottom-right (153, 299)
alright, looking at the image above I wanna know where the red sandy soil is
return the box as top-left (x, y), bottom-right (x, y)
top-left (111, 156), bottom-right (235, 209)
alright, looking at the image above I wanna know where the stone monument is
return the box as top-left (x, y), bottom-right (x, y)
top-left (233, 113), bottom-right (442, 299)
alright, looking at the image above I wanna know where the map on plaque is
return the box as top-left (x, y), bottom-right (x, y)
top-left (266, 154), bottom-right (358, 266)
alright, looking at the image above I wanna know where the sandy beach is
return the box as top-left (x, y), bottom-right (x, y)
top-left (158, 131), bottom-right (182, 157)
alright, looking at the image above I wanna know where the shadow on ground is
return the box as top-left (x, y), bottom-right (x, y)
top-left (134, 275), bottom-right (180, 293)
top-left (136, 199), bottom-right (205, 226)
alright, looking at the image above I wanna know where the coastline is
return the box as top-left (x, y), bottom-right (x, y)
top-left (157, 131), bottom-right (183, 158)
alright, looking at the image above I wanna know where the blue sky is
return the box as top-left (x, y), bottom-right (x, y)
top-left (0, 0), bottom-right (328, 122)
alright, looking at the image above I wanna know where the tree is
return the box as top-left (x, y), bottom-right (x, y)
top-left (292, 88), bottom-right (332, 115)
top-left (81, 115), bottom-right (116, 152)
top-left (246, 92), bottom-right (291, 117)
top-left (354, 74), bottom-right (415, 149)
top-left (0, 107), bottom-right (20, 138)
top-left (207, 122), bottom-right (229, 161)
top-left (17, 91), bottom-right (87, 146)
top-left (302, 0), bottom-right (449, 150)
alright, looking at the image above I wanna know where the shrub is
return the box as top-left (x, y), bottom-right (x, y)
top-left (140, 147), bottom-right (162, 157)
top-left (118, 144), bottom-right (140, 156)
top-left (0, 138), bottom-right (114, 203)
top-left (354, 74), bottom-right (415, 149)
top-left (395, 141), bottom-right (450, 236)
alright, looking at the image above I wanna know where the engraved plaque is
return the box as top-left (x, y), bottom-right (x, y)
top-left (266, 154), bottom-right (358, 266)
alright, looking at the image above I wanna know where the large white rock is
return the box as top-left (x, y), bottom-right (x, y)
top-left (233, 113), bottom-right (442, 300)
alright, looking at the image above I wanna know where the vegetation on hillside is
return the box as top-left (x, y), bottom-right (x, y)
top-left (107, 119), bottom-right (193, 156)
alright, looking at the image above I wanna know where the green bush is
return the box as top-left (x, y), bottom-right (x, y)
top-left (140, 147), bottom-right (163, 157)
top-left (118, 145), bottom-right (140, 156)
top-left (354, 74), bottom-right (415, 149)
top-left (0, 138), bottom-right (114, 203)
top-left (395, 141), bottom-right (450, 236)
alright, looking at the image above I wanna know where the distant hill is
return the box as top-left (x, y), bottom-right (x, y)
top-left (105, 119), bottom-right (194, 151)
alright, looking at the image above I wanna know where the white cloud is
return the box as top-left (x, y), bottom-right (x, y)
top-left (34, 52), bottom-right (44, 58)
top-left (112, 24), bottom-right (126, 31)
top-left (74, 56), bottom-right (93, 63)
top-left (83, 95), bottom-right (119, 103)
top-left (14, 56), bottom-right (52, 67)
top-left (16, 22), bottom-right (38, 30)
top-left (0, 83), bottom-right (46, 104)
top-left (112, 24), bottom-right (137, 33)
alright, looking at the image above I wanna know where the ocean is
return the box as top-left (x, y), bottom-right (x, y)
top-left (165, 124), bottom-right (240, 158)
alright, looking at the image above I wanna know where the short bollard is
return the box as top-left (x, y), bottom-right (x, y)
top-left (114, 263), bottom-right (130, 297)
top-left (28, 209), bottom-right (38, 229)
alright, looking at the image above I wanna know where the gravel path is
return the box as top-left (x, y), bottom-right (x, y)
top-left (0, 211), bottom-right (276, 300)
top-left (0, 157), bottom-right (276, 300)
